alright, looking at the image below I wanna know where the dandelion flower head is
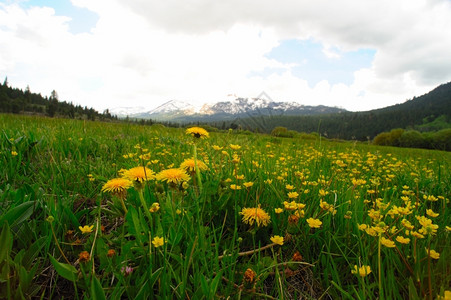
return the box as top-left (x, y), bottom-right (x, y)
top-left (122, 166), bottom-right (155, 183)
top-left (102, 178), bottom-right (132, 196)
top-left (180, 158), bottom-right (208, 173)
top-left (156, 168), bottom-right (190, 185)
top-left (186, 127), bottom-right (209, 139)
top-left (240, 205), bottom-right (271, 227)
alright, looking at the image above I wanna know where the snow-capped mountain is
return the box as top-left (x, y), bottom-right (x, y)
top-left (111, 96), bottom-right (346, 121)
top-left (108, 106), bottom-right (147, 117)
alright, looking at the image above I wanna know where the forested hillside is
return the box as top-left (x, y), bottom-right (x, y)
top-left (215, 82), bottom-right (451, 140)
top-left (0, 77), bottom-right (116, 121)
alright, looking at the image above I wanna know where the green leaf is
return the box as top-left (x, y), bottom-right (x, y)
top-left (48, 254), bottom-right (77, 282)
top-left (0, 201), bottom-right (34, 228)
top-left (91, 276), bottom-right (106, 300)
top-left (210, 270), bottom-right (222, 297)
top-left (408, 278), bottom-right (420, 300)
top-left (0, 222), bottom-right (12, 262)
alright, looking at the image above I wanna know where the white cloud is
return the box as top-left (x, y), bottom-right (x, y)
top-left (0, 0), bottom-right (450, 112)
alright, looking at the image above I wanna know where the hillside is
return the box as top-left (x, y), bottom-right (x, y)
top-left (216, 82), bottom-right (451, 140)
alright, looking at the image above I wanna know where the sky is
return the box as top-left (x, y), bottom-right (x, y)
top-left (1, 0), bottom-right (451, 112)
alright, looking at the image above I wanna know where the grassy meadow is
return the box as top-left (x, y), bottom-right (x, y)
top-left (1, 114), bottom-right (450, 299)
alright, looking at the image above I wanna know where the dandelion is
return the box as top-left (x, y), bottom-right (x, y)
top-left (307, 218), bottom-right (322, 228)
top-left (240, 205), bottom-right (271, 227)
top-left (380, 237), bottom-right (395, 248)
top-left (79, 225), bottom-right (94, 234)
top-left (156, 168), bottom-right (190, 186)
top-left (78, 251), bottom-right (90, 263)
top-left (122, 166), bottom-right (155, 184)
top-left (351, 265), bottom-right (372, 277)
top-left (180, 158), bottom-right (208, 173)
top-left (102, 178), bottom-right (132, 197)
top-left (186, 127), bottom-right (209, 139)
top-left (270, 235), bottom-right (284, 245)
top-left (152, 236), bottom-right (166, 248)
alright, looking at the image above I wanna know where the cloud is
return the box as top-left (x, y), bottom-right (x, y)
top-left (0, 0), bottom-right (450, 112)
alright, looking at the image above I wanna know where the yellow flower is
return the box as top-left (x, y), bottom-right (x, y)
top-left (446, 226), bottom-right (451, 232)
top-left (11, 151), bottom-right (18, 156)
top-left (102, 178), bottom-right (132, 196)
top-left (230, 184), bottom-right (241, 190)
top-left (243, 182), bottom-right (254, 188)
top-left (307, 218), bottom-right (322, 228)
top-left (149, 202), bottom-right (160, 213)
top-left (426, 209), bottom-right (439, 218)
top-left (156, 168), bottom-right (190, 185)
top-left (437, 290), bottom-right (451, 300)
top-left (425, 248), bottom-right (440, 259)
top-left (186, 127), bottom-right (209, 139)
top-left (229, 144), bottom-right (241, 150)
top-left (122, 166), bottom-right (155, 183)
top-left (180, 158), bottom-right (208, 173)
top-left (240, 205), bottom-right (271, 227)
top-left (351, 265), bottom-right (372, 277)
top-left (152, 236), bottom-right (166, 248)
top-left (380, 237), bottom-right (395, 248)
top-left (358, 224), bottom-right (368, 231)
top-left (212, 145), bottom-right (223, 151)
top-left (274, 208), bottom-right (283, 214)
top-left (79, 225), bottom-right (94, 234)
top-left (396, 236), bottom-right (410, 244)
top-left (285, 184), bottom-right (295, 190)
top-left (270, 235), bottom-right (284, 245)
top-left (287, 191), bottom-right (299, 199)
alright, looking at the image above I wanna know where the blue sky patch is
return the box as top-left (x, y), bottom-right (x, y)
top-left (20, 0), bottom-right (98, 34)
top-left (252, 39), bottom-right (376, 86)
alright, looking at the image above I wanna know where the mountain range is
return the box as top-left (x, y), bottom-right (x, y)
top-left (109, 95), bottom-right (347, 122)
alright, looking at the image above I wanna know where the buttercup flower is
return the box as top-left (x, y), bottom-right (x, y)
top-left (79, 225), bottom-right (94, 234)
top-left (351, 265), bottom-right (372, 277)
top-left (240, 205), bottom-right (271, 227)
top-left (307, 218), bottom-right (322, 228)
top-left (380, 237), bottom-right (395, 248)
top-left (396, 236), bottom-right (410, 244)
top-left (152, 236), bottom-right (166, 248)
top-left (186, 127), bottom-right (209, 139)
top-left (243, 268), bottom-right (257, 283)
top-left (107, 249), bottom-right (116, 257)
top-left (425, 248), bottom-right (440, 259)
top-left (149, 202), bottom-right (160, 213)
top-left (270, 235), bottom-right (284, 245)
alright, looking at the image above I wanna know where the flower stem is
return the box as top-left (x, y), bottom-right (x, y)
top-left (378, 235), bottom-right (383, 299)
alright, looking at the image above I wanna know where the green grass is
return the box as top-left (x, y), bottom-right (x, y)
top-left (1, 114), bottom-right (450, 299)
